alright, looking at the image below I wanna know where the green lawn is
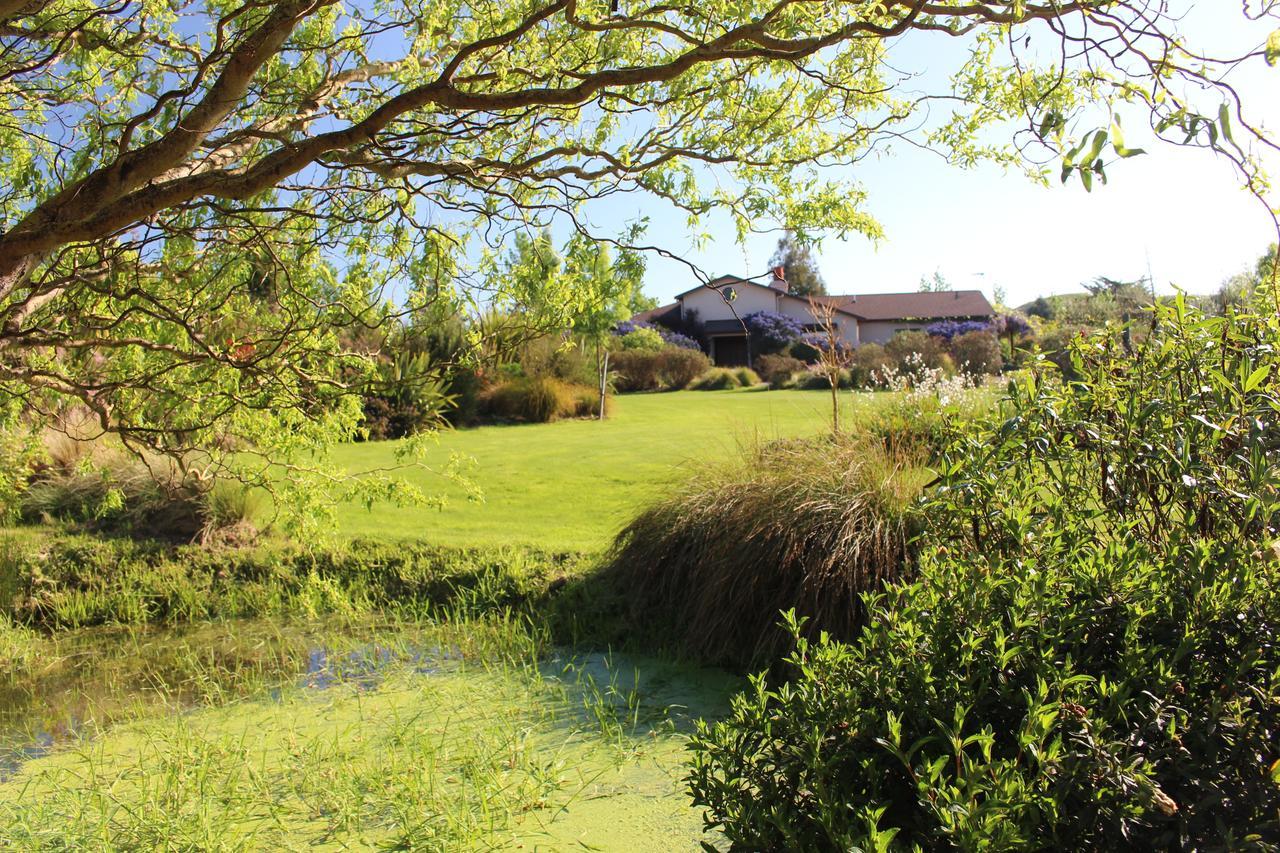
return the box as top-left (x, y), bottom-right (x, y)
top-left (331, 388), bottom-right (880, 550)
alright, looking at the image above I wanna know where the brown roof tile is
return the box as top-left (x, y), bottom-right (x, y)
top-left (817, 290), bottom-right (994, 321)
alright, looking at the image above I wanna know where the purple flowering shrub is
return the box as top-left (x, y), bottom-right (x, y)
top-left (925, 319), bottom-right (992, 340)
top-left (743, 311), bottom-right (805, 354)
top-left (994, 313), bottom-right (1033, 338)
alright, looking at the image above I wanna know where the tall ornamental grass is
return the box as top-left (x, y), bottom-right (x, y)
top-left (606, 437), bottom-right (929, 667)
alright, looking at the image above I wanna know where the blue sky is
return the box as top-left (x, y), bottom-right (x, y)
top-left (596, 5), bottom-right (1280, 308)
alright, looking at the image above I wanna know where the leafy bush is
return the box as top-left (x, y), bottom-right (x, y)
top-left (688, 368), bottom-right (745, 391)
top-left (735, 367), bottom-right (762, 387)
top-left (949, 329), bottom-right (1002, 375)
top-left (688, 296), bottom-right (1280, 848)
top-left (789, 337), bottom-right (821, 363)
top-left (755, 354), bottom-right (806, 388)
top-left (884, 330), bottom-right (947, 374)
top-left (609, 350), bottom-right (665, 392)
top-left (606, 437), bottom-right (928, 668)
top-left (360, 351), bottom-right (452, 440)
top-left (656, 347), bottom-right (711, 388)
top-left (848, 342), bottom-right (891, 388)
top-left (743, 311), bottom-right (805, 355)
top-left (617, 327), bottom-right (665, 352)
top-left (614, 320), bottom-right (703, 351)
top-left (690, 538), bottom-right (1280, 849)
top-left (610, 347), bottom-right (709, 392)
top-left (478, 376), bottom-right (598, 422)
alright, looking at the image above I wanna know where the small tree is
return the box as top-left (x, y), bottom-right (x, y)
top-left (918, 270), bottom-right (953, 292)
top-left (561, 233), bottom-right (647, 419)
top-left (809, 298), bottom-right (852, 433)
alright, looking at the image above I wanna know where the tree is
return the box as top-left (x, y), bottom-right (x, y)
top-left (769, 233), bottom-right (826, 296)
top-left (560, 232), bottom-right (647, 419)
top-left (918, 271), bottom-right (953, 293)
top-left (0, 1), bottom-right (1275, 502)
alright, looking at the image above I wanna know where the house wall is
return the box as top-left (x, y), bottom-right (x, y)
top-left (680, 282), bottom-right (779, 322)
top-left (856, 320), bottom-right (927, 346)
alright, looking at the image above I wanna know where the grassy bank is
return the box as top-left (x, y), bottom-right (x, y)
top-left (0, 533), bottom-right (600, 640)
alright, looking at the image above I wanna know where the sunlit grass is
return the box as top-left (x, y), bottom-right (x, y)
top-left (329, 388), bottom-right (890, 550)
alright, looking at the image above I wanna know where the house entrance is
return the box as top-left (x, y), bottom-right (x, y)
top-left (711, 335), bottom-right (749, 367)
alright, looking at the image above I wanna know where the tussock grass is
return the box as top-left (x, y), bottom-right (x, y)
top-left (606, 436), bottom-right (929, 667)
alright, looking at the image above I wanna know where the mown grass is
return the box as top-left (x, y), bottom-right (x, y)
top-left (329, 388), bottom-right (888, 550)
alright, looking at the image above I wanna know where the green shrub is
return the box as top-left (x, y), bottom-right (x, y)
top-left (656, 347), bottom-right (711, 388)
top-left (687, 368), bottom-right (743, 391)
top-left (789, 368), bottom-right (852, 390)
top-left (609, 350), bottom-right (665, 392)
top-left (609, 346), bottom-right (708, 392)
top-left (690, 538), bottom-right (1280, 849)
top-left (885, 329), bottom-right (947, 375)
top-left (688, 296), bottom-right (1280, 848)
top-left (478, 376), bottom-right (599, 422)
top-left (949, 329), bottom-right (1002, 375)
top-left (755, 354), bottom-right (805, 388)
top-left (848, 342), bottom-right (891, 387)
top-left (734, 367), bottom-right (762, 387)
top-left (21, 455), bottom-right (209, 541)
top-left (606, 437), bottom-right (927, 667)
top-left (617, 327), bottom-right (665, 352)
top-left (789, 338), bottom-right (821, 363)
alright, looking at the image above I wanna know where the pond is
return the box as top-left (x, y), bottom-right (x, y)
top-left (0, 617), bottom-right (739, 850)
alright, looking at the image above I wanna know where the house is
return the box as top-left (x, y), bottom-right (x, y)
top-left (633, 268), bottom-right (996, 366)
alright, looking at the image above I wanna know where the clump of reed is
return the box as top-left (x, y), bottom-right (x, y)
top-left (605, 435), bottom-right (929, 668)
top-left (20, 412), bottom-right (263, 543)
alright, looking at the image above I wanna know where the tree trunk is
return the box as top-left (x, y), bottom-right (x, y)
top-left (829, 373), bottom-right (839, 434)
top-left (598, 343), bottom-right (609, 420)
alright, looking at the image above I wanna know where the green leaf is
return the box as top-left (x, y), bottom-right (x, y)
top-left (1111, 117), bottom-right (1146, 158)
top-left (1080, 167), bottom-right (1093, 192)
top-left (1245, 364), bottom-right (1271, 393)
top-left (1083, 129), bottom-right (1109, 165)
top-left (1037, 110), bottom-right (1058, 139)
top-left (1267, 30), bottom-right (1280, 67)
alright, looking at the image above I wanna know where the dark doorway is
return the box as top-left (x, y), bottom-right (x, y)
top-left (712, 335), bottom-right (749, 366)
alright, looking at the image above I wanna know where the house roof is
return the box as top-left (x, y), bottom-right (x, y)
top-left (660, 277), bottom-right (995, 324)
top-left (816, 290), bottom-right (994, 321)
top-left (631, 302), bottom-right (679, 325)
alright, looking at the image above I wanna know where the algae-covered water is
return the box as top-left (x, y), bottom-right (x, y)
top-left (0, 618), bottom-right (738, 850)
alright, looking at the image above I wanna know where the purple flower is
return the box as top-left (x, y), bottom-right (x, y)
top-left (925, 319), bottom-right (992, 340)
top-left (743, 311), bottom-right (806, 353)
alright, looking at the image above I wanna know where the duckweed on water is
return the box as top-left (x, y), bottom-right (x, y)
top-left (0, 616), bottom-right (737, 850)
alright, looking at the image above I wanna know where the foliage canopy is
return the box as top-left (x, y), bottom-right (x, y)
top-left (0, 0), bottom-right (1276, 492)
